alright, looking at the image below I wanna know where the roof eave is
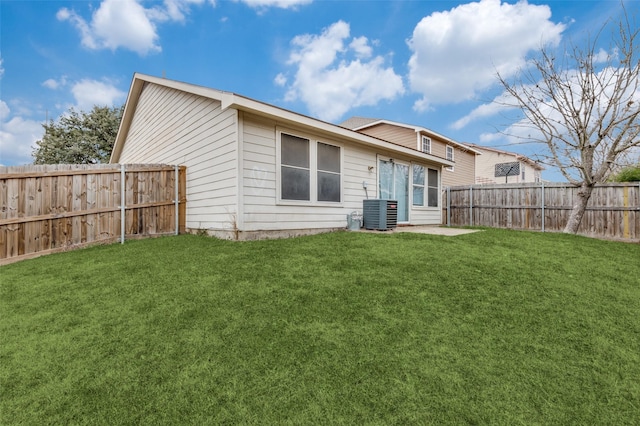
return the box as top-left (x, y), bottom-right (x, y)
top-left (111, 74), bottom-right (454, 168)
top-left (220, 93), bottom-right (455, 167)
top-left (352, 119), bottom-right (483, 155)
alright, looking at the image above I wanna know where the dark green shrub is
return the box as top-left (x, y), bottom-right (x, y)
top-left (611, 164), bottom-right (640, 182)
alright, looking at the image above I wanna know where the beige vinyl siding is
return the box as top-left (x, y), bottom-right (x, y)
top-left (357, 123), bottom-right (475, 187)
top-left (240, 114), bottom-right (442, 230)
top-left (427, 137), bottom-right (476, 187)
top-left (241, 114), bottom-right (358, 231)
top-left (117, 82), bottom-right (238, 231)
top-left (475, 149), bottom-right (542, 184)
top-left (356, 123), bottom-right (417, 149)
top-left (407, 162), bottom-right (443, 225)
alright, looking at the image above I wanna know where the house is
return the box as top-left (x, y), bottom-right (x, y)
top-left (464, 143), bottom-right (544, 184)
top-left (341, 117), bottom-right (482, 187)
top-left (110, 74), bottom-right (455, 239)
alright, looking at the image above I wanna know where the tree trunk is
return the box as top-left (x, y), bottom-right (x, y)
top-left (563, 183), bottom-right (594, 234)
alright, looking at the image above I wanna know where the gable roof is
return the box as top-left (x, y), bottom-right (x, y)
top-left (339, 116), bottom-right (380, 130)
top-left (341, 117), bottom-right (483, 155)
top-left (111, 74), bottom-right (455, 167)
top-left (464, 143), bottom-right (544, 170)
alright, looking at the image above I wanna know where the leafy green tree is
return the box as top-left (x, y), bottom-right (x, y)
top-left (32, 105), bottom-right (124, 164)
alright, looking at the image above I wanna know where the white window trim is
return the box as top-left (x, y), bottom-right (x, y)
top-left (420, 136), bottom-right (431, 154)
top-left (411, 163), bottom-right (440, 209)
top-left (445, 145), bottom-right (455, 172)
top-left (377, 156), bottom-right (411, 223)
top-left (276, 128), bottom-right (344, 206)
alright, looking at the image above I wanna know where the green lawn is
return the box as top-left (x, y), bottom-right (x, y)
top-left (1, 229), bottom-right (639, 424)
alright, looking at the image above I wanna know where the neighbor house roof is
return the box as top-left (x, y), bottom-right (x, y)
top-left (463, 143), bottom-right (544, 170)
top-left (341, 117), bottom-right (483, 155)
top-left (111, 74), bottom-right (455, 167)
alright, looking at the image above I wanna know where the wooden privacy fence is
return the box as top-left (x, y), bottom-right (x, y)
top-left (443, 182), bottom-right (640, 241)
top-left (1, 164), bottom-right (186, 264)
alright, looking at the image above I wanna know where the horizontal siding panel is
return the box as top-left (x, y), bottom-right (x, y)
top-left (359, 124), bottom-right (417, 148)
top-left (442, 149), bottom-right (475, 187)
top-left (410, 208), bottom-right (442, 225)
top-left (118, 82), bottom-right (239, 230)
top-left (240, 113), bottom-right (444, 231)
top-left (243, 141), bottom-right (275, 157)
top-left (243, 151), bottom-right (276, 168)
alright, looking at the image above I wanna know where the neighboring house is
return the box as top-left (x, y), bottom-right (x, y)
top-left (110, 74), bottom-right (455, 239)
top-left (464, 143), bottom-right (544, 184)
top-left (341, 117), bottom-right (482, 187)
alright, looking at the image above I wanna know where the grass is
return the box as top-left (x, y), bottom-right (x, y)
top-left (1, 229), bottom-right (639, 424)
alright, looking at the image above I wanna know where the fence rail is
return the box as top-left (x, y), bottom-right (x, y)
top-left (443, 182), bottom-right (640, 241)
top-left (1, 164), bottom-right (186, 264)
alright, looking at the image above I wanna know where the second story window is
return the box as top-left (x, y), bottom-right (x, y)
top-left (446, 145), bottom-right (454, 172)
top-left (420, 136), bottom-right (431, 154)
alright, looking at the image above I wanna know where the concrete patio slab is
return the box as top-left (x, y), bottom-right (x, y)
top-left (359, 226), bottom-right (481, 236)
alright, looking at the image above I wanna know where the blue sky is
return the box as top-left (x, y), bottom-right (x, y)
top-left (0, 0), bottom-right (633, 180)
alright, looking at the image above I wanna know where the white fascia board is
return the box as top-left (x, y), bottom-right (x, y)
top-left (135, 73), bottom-right (226, 102)
top-left (353, 118), bottom-right (483, 155)
top-left (112, 73), bottom-right (454, 167)
top-left (222, 93), bottom-right (455, 167)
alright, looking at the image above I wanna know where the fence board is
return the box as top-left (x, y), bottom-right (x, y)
top-left (444, 182), bottom-right (640, 241)
top-left (0, 164), bottom-right (186, 264)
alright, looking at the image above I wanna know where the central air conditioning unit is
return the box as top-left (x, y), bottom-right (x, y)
top-left (363, 199), bottom-right (398, 231)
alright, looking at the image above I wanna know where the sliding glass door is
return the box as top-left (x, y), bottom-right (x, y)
top-left (378, 159), bottom-right (409, 222)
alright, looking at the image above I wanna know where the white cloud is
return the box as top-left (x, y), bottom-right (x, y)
top-left (349, 36), bottom-right (373, 59)
top-left (71, 79), bottom-right (126, 110)
top-left (0, 101), bottom-right (9, 121)
top-left (451, 91), bottom-right (514, 130)
top-left (42, 76), bottom-right (68, 90)
top-left (0, 57), bottom-right (4, 79)
top-left (274, 73), bottom-right (287, 86)
top-left (593, 47), bottom-right (615, 64)
top-left (0, 76), bottom-right (127, 166)
top-left (474, 65), bottom-right (640, 165)
top-left (237, 0), bottom-right (312, 9)
top-left (57, 0), bottom-right (217, 55)
top-left (281, 21), bottom-right (404, 122)
top-left (148, 0), bottom-right (211, 23)
top-left (0, 101), bottom-right (43, 166)
top-left (407, 0), bottom-right (565, 111)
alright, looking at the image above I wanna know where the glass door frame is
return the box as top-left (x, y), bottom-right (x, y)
top-left (377, 156), bottom-right (410, 224)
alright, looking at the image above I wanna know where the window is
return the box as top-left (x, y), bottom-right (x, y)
top-left (521, 167), bottom-right (525, 181)
top-left (427, 168), bottom-right (438, 207)
top-left (446, 145), bottom-right (454, 172)
top-left (412, 165), bottom-right (425, 206)
top-left (280, 132), bottom-right (341, 203)
top-left (281, 133), bottom-right (310, 201)
top-left (412, 165), bottom-right (439, 207)
top-left (317, 142), bottom-right (341, 202)
top-left (420, 136), bottom-right (431, 154)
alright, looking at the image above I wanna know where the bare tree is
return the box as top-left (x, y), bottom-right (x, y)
top-left (497, 8), bottom-right (640, 234)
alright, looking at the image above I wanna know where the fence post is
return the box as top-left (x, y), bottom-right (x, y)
top-left (175, 165), bottom-right (179, 235)
top-left (447, 186), bottom-right (451, 227)
top-left (469, 185), bottom-right (473, 227)
top-left (541, 181), bottom-right (545, 233)
top-left (120, 164), bottom-right (126, 244)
